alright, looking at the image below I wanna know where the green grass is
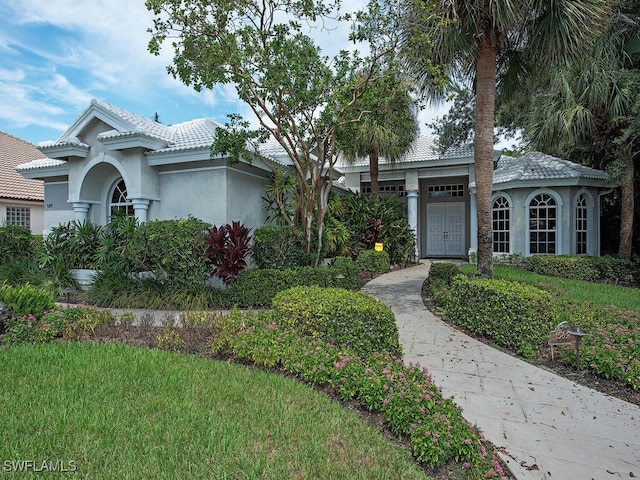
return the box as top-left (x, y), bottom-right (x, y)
top-left (0, 342), bottom-right (430, 480)
top-left (492, 265), bottom-right (640, 313)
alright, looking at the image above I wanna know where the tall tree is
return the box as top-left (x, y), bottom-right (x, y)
top-left (336, 69), bottom-right (420, 200)
top-left (523, 3), bottom-right (640, 259)
top-left (146, 0), bottom-right (405, 264)
top-left (399, 0), bottom-right (609, 277)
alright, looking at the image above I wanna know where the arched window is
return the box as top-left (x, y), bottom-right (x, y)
top-left (575, 194), bottom-right (588, 254)
top-left (492, 196), bottom-right (510, 253)
top-left (109, 179), bottom-right (134, 219)
top-left (529, 193), bottom-right (557, 254)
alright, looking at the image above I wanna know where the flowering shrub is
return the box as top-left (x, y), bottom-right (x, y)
top-left (561, 303), bottom-right (640, 389)
top-left (216, 311), bottom-right (508, 476)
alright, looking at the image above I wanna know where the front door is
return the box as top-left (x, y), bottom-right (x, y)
top-left (426, 202), bottom-right (466, 256)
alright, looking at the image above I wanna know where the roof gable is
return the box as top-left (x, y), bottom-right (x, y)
top-left (0, 132), bottom-right (45, 201)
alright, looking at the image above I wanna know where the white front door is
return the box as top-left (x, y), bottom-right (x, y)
top-left (426, 202), bottom-right (466, 256)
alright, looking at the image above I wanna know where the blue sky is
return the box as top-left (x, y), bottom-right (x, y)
top-left (0, 0), bottom-right (446, 147)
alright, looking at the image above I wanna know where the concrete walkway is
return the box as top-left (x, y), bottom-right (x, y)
top-left (362, 261), bottom-right (640, 480)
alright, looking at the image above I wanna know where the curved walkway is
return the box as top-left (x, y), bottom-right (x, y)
top-left (363, 261), bottom-right (640, 480)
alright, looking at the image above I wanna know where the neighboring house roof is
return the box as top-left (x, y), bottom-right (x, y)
top-left (492, 152), bottom-right (609, 186)
top-left (338, 136), bottom-right (475, 168)
top-left (0, 131), bottom-right (45, 201)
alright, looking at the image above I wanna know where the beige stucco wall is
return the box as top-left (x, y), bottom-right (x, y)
top-left (0, 199), bottom-right (45, 234)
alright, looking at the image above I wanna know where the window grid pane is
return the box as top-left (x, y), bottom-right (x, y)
top-left (6, 207), bottom-right (30, 228)
top-left (109, 179), bottom-right (134, 220)
top-left (529, 194), bottom-right (557, 254)
top-left (492, 196), bottom-right (510, 253)
top-left (576, 195), bottom-right (587, 254)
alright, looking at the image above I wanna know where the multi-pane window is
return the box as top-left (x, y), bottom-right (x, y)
top-left (575, 194), bottom-right (587, 255)
top-left (5, 206), bottom-right (30, 228)
top-left (426, 184), bottom-right (465, 198)
top-left (492, 196), bottom-right (510, 253)
top-left (109, 179), bottom-right (134, 218)
top-left (529, 193), bottom-right (557, 254)
top-left (362, 183), bottom-right (406, 198)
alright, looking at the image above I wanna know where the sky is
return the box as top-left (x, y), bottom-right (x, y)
top-left (0, 0), bottom-right (451, 148)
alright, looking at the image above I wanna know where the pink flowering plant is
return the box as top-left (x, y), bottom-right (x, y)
top-left (218, 310), bottom-right (509, 476)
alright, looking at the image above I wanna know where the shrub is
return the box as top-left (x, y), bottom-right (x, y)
top-left (356, 249), bottom-right (391, 275)
top-left (437, 275), bottom-right (561, 357)
top-left (0, 282), bottom-right (55, 319)
top-left (217, 312), bottom-right (499, 473)
top-left (251, 225), bottom-right (311, 268)
top-left (223, 263), bottom-right (362, 308)
top-left (41, 220), bottom-right (104, 271)
top-left (271, 286), bottom-right (401, 357)
top-left (525, 255), bottom-right (598, 281)
top-left (0, 225), bottom-right (37, 263)
top-left (204, 221), bottom-right (251, 285)
top-left (423, 262), bottom-right (462, 295)
top-left (125, 217), bottom-right (211, 289)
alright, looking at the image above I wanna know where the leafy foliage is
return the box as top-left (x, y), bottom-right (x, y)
top-left (272, 286), bottom-right (401, 357)
top-left (0, 282), bottom-right (55, 320)
top-left (251, 225), bottom-right (312, 269)
top-left (331, 193), bottom-right (416, 265)
top-left (356, 249), bottom-right (391, 274)
top-left (0, 225), bottom-right (37, 264)
top-left (204, 221), bottom-right (252, 285)
top-left (525, 255), bottom-right (640, 286)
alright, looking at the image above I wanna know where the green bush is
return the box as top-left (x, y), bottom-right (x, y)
top-left (251, 225), bottom-right (313, 268)
top-left (590, 256), bottom-right (640, 285)
top-left (0, 225), bottom-right (37, 263)
top-left (525, 255), bottom-right (598, 281)
top-left (356, 249), bottom-right (391, 274)
top-left (438, 275), bottom-right (561, 357)
top-left (218, 312), bottom-right (500, 473)
top-left (271, 286), bottom-right (401, 357)
top-left (423, 262), bottom-right (463, 296)
top-left (125, 217), bottom-right (211, 289)
top-left (0, 282), bottom-right (56, 319)
top-left (223, 262), bottom-right (361, 308)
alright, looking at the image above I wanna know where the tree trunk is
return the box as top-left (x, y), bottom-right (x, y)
top-left (619, 160), bottom-right (635, 260)
top-left (474, 39), bottom-right (497, 278)
top-left (369, 148), bottom-right (380, 200)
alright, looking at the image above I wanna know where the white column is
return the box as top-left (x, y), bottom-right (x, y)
top-left (72, 202), bottom-right (90, 222)
top-left (131, 198), bottom-right (150, 223)
top-left (407, 189), bottom-right (419, 258)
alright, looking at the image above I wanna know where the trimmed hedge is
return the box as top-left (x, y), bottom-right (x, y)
top-left (438, 275), bottom-right (561, 358)
top-left (222, 260), bottom-right (360, 308)
top-left (356, 249), bottom-right (391, 274)
top-left (271, 286), bottom-right (401, 357)
top-left (525, 255), bottom-right (640, 286)
top-left (251, 225), bottom-right (312, 268)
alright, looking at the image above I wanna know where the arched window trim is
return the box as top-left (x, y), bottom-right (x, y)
top-left (525, 189), bottom-right (563, 256)
top-left (108, 178), bottom-right (134, 220)
top-left (491, 192), bottom-right (512, 254)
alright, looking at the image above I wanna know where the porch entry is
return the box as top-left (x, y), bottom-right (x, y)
top-left (425, 202), bottom-right (466, 256)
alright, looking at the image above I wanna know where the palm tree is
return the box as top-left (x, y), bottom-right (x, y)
top-left (337, 70), bottom-right (419, 200)
top-left (399, 0), bottom-right (609, 277)
top-left (523, 3), bottom-right (640, 259)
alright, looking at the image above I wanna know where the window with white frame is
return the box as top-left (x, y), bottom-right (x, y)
top-left (5, 206), bottom-right (30, 228)
top-left (109, 179), bottom-right (134, 219)
top-left (492, 196), bottom-right (510, 253)
top-left (529, 193), bottom-right (557, 254)
top-left (575, 194), bottom-right (587, 255)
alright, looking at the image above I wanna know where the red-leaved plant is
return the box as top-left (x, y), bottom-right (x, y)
top-left (204, 221), bottom-right (252, 285)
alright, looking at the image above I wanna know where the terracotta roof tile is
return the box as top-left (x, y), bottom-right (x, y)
top-left (0, 132), bottom-right (45, 201)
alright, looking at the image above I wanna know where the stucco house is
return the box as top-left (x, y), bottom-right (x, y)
top-left (339, 138), bottom-right (610, 258)
top-left (0, 131), bottom-right (45, 234)
top-left (15, 99), bottom-right (276, 235)
top-left (16, 99), bottom-right (610, 259)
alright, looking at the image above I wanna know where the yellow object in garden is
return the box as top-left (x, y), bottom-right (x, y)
top-left (374, 242), bottom-right (383, 252)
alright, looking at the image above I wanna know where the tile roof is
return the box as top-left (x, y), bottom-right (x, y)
top-left (494, 152), bottom-right (609, 184)
top-left (339, 136), bottom-right (474, 167)
top-left (0, 131), bottom-right (45, 201)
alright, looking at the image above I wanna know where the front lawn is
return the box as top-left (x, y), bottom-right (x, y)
top-left (0, 342), bottom-right (431, 480)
